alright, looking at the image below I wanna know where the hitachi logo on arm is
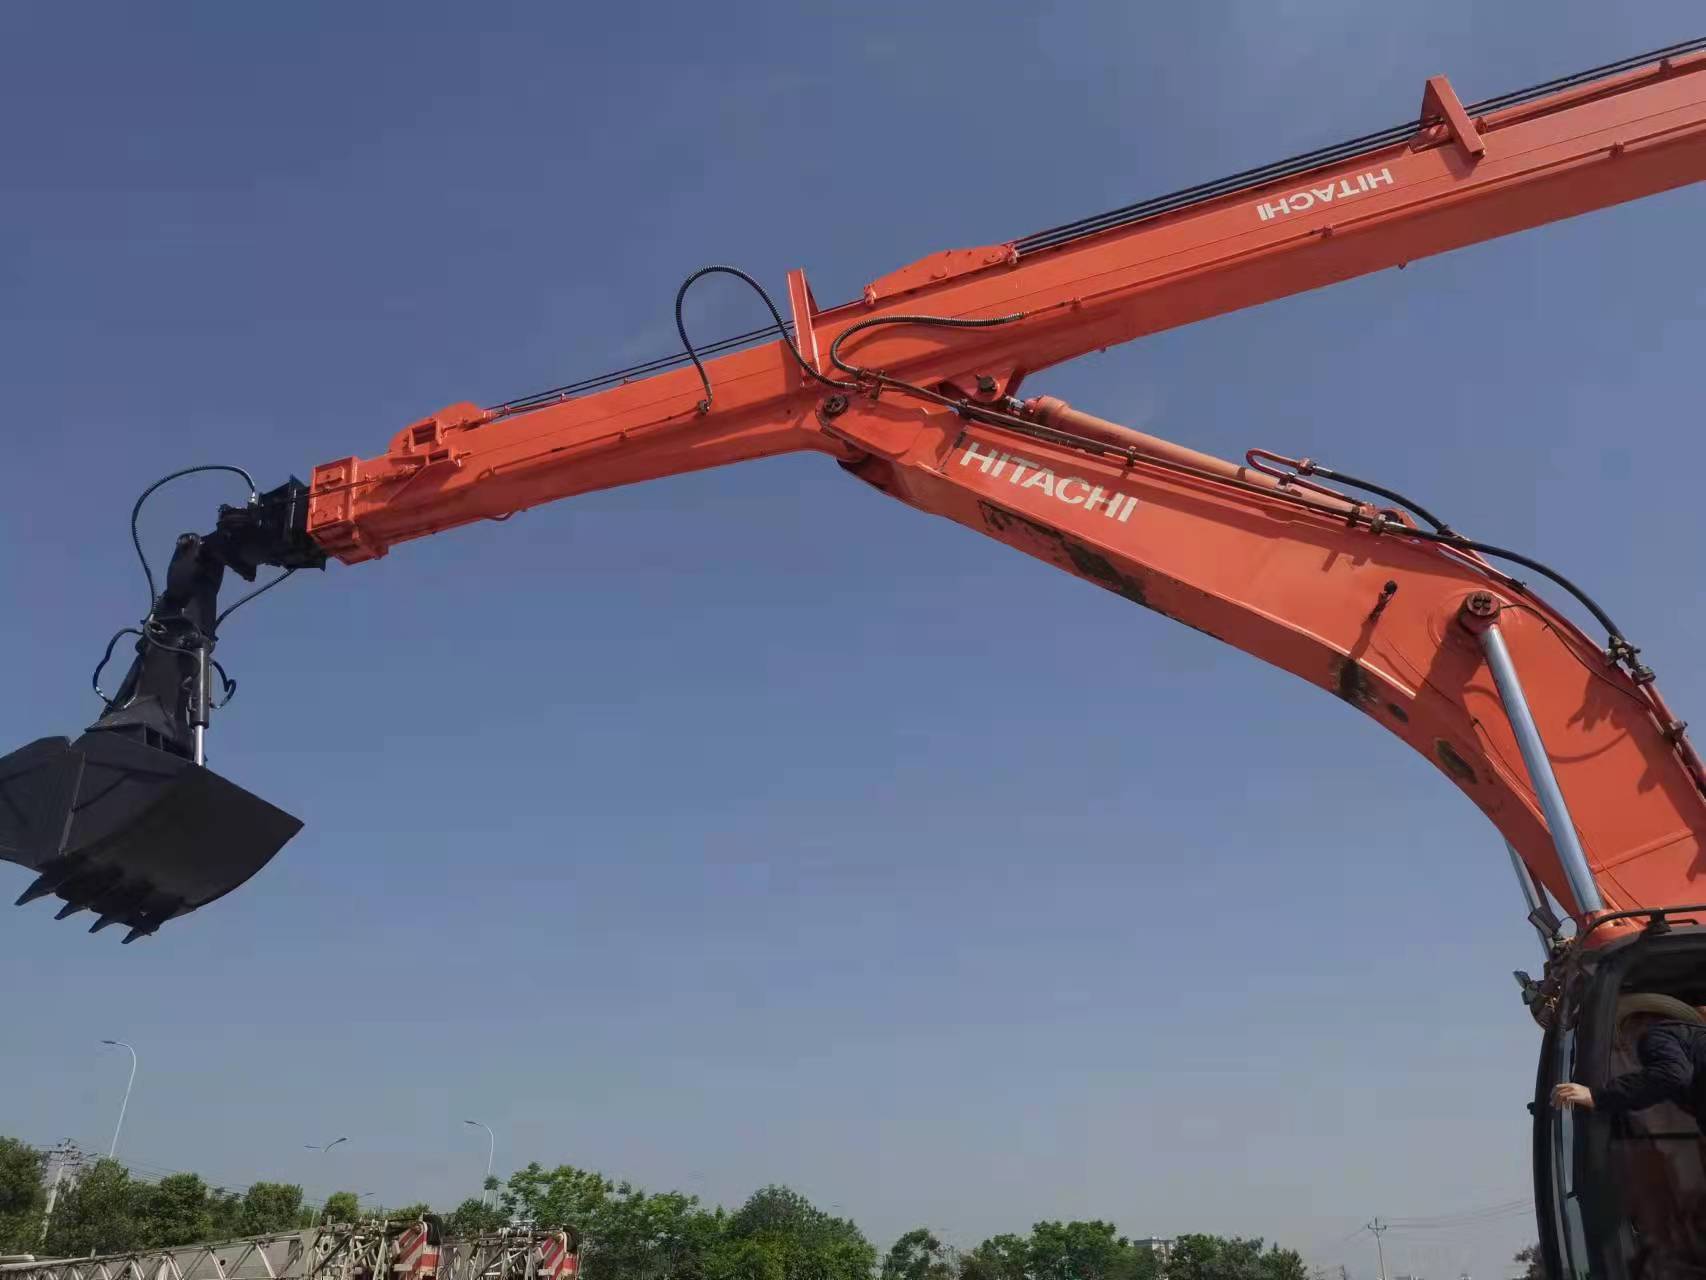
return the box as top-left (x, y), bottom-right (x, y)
top-left (958, 439), bottom-right (1137, 522)
top-left (1254, 167), bottom-right (1394, 221)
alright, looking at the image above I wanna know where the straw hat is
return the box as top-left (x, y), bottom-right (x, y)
top-left (1617, 993), bottom-right (1705, 1024)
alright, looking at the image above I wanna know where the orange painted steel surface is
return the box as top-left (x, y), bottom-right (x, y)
top-left (308, 51), bottom-right (1706, 562)
top-left (831, 390), bottom-right (1705, 927)
top-left (304, 49), bottom-right (1706, 926)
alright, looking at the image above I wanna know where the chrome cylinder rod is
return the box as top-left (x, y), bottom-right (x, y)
top-left (1479, 622), bottom-right (1604, 915)
top-left (193, 645), bottom-right (209, 766)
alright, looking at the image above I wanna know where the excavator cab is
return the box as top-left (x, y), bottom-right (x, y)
top-left (1533, 917), bottom-right (1706, 1279)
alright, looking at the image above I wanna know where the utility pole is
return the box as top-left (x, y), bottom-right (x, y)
top-left (38, 1141), bottom-right (84, 1245)
top-left (1366, 1220), bottom-right (1389, 1280)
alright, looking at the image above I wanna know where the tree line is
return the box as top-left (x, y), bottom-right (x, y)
top-left (1, 1135), bottom-right (1314, 1280)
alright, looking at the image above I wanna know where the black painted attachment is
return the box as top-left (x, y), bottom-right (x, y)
top-left (1, 733), bottom-right (301, 942)
top-left (3, 476), bottom-right (322, 941)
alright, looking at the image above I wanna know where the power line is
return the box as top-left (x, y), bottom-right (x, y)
top-left (1388, 1197), bottom-right (1532, 1225)
top-left (53, 1146), bottom-right (337, 1207)
top-left (1386, 1204), bottom-right (1533, 1234)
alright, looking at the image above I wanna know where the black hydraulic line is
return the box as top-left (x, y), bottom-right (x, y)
top-left (1014, 119), bottom-right (1423, 254)
top-left (1577, 903), bottom-right (1706, 944)
top-left (106, 467), bottom-right (301, 721)
top-left (214, 567), bottom-right (297, 632)
top-left (860, 368), bottom-right (1645, 672)
top-left (209, 658), bottom-right (236, 707)
top-left (673, 265), bottom-right (845, 413)
top-left (1500, 603), bottom-right (1649, 709)
top-left (1401, 526), bottom-right (1636, 660)
top-left (1014, 35), bottom-right (1706, 256)
top-left (92, 628), bottom-right (144, 707)
top-left (485, 37), bottom-right (1706, 428)
top-left (493, 319), bottom-right (794, 415)
top-left (828, 311), bottom-right (1031, 380)
top-left (1465, 34), bottom-right (1706, 115)
top-left (131, 465), bottom-right (257, 613)
top-left (1306, 463), bottom-right (1456, 535)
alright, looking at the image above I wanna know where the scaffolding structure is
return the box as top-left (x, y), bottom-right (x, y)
top-left (0, 1225), bottom-right (571, 1280)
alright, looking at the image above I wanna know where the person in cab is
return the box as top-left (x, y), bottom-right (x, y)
top-left (1552, 993), bottom-right (1706, 1118)
top-left (1553, 993), bottom-right (1706, 1278)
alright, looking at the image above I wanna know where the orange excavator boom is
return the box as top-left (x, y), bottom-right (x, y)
top-left (6, 37), bottom-right (1706, 945)
top-left (289, 39), bottom-right (1706, 929)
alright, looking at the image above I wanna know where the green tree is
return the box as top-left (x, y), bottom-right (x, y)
top-left (500, 1164), bottom-right (728, 1280)
top-left (1258, 1246), bottom-right (1306, 1280)
top-left (445, 1197), bottom-right (509, 1235)
top-left (1027, 1221), bottom-right (1156, 1280)
top-left (711, 1186), bottom-right (874, 1280)
top-left (323, 1191), bottom-right (361, 1224)
top-left (883, 1230), bottom-right (952, 1280)
top-left (1165, 1236), bottom-right (1304, 1280)
top-left (961, 1234), bottom-right (1029, 1280)
top-left (603, 1187), bottom-right (723, 1280)
top-left (1514, 1245), bottom-right (1544, 1280)
top-left (42, 1159), bottom-right (141, 1257)
top-left (137, 1173), bottom-right (217, 1248)
top-left (0, 1137), bottom-right (47, 1254)
top-left (383, 1203), bottom-right (434, 1224)
top-left (596, 1186), bottom-right (721, 1280)
top-left (503, 1164), bottom-right (612, 1232)
top-left (208, 1187), bottom-right (245, 1240)
top-left (239, 1182), bottom-right (307, 1235)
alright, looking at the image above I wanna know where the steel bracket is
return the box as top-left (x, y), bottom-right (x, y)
top-left (1418, 74), bottom-right (1486, 162)
top-left (786, 267), bottom-right (822, 385)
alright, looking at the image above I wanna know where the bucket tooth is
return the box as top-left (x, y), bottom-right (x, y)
top-left (15, 874), bottom-right (59, 907)
top-left (57, 865), bottom-right (120, 913)
top-left (82, 880), bottom-right (150, 934)
top-left (54, 901), bottom-right (86, 921)
top-left (115, 896), bottom-right (177, 945)
top-left (14, 862), bottom-right (72, 906)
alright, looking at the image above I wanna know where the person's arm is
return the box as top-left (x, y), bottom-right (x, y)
top-left (1590, 1028), bottom-right (1693, 1114)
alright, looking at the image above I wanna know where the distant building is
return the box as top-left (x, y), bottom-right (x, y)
top-left (1134, 1239), bottom-right (1173, 1261)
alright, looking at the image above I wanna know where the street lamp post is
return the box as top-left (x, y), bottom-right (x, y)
top-left (304, 1140), bottom-right (349, 1224)
top-left (464, 1120), bottom-right (495, 1204)
top-left (99, 1040), bottom-right (137, 1159)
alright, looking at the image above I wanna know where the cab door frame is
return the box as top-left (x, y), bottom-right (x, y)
top-left (1532, 919), bottom-right (1706, 1280)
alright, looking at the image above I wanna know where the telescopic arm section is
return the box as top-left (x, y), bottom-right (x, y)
top-left (306, 43), bottom-right (1706, 563)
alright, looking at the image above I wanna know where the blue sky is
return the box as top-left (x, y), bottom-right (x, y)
top-left (3, 4), bottom-right (1704, 1277)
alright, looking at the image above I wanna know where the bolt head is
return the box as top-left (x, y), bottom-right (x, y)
top-left (1465, 591), bottom-right (1499, 618)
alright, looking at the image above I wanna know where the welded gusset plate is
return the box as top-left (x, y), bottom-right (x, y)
top-left (2, 732), bottom-right (302, 942)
